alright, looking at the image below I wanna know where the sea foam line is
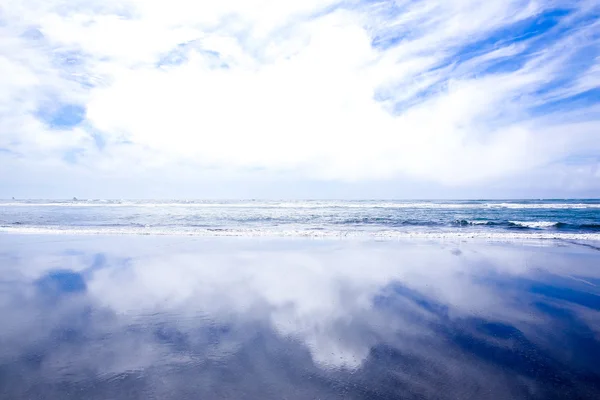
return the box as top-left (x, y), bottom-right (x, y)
top-left (1, 226), bottom-right (599, 241)
top-left (509, 221), bottom-right (559, 228)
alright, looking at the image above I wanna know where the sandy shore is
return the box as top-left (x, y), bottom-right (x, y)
top-left (1, 235), bottom-right (599, 399)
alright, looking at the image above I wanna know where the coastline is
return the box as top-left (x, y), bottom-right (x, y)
top-left (2, 225), bottom-right (600, 242)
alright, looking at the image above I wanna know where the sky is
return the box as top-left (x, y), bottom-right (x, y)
top-left (0, 0), bottom-right (599, 199)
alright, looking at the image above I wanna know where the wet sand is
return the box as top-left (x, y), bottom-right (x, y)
top-left (1, 235), bottom-right (599, 399)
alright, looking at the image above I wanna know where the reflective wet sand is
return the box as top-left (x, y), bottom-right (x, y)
top-left (1, 235), bottom-right (599, 399)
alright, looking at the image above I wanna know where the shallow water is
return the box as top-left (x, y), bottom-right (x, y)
top-left (1, 235), bottom-right (600, 399)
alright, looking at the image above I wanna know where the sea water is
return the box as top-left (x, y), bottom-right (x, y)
top-left (1, 199), bottom-right (599, 240)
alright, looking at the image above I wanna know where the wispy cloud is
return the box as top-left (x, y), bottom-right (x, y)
top-left (0, 0), bottom-right (599, 196)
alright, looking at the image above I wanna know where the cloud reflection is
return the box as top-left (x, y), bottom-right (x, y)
top-left (1, 236), bottom-right (599, 399)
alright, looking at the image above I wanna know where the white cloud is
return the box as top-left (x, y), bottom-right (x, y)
top-left (0, 0), bottom-right (599, 195)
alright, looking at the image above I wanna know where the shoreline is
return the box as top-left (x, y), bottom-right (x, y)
top-left (2, 226), bottom-right (600, 243)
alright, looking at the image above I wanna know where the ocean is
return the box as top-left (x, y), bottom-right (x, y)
top-left (1, 199), bottom-right (599, 240)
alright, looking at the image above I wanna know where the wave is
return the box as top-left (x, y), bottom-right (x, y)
top-left (580, 223), bottom-right (600, 230)
top-left (454, 220), bottom-right (501, 226)
top-left (337, 218), bottom-right (441, 226)
top-left (467, 220), bottom-right (494, 225)
top-left (1, 225), bottom-right (599, 241)
top-left (456, 220), bottom-right (600, 230)
top-left (508, 221), bottom-right (559, 229)
top-left (482, 203), bottom-right (600, 209)
top-left (454, 220), bottom-right (555, 228)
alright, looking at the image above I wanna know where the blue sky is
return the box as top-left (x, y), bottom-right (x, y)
top-left (0, 0), bottom-right (599, 198)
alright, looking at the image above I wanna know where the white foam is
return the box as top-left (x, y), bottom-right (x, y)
top-left (1, 225), bottom-right (599, 241)
top-left (509, 221), bottom-right (558, 228)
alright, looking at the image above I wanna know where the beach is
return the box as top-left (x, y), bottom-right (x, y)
top-left (4, 0), bottom-right (600, 397)
top-left (1, 233), bottom-right (599, 399)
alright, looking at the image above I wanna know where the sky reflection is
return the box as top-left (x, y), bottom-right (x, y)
top-left (1, 236), bottom-right (599, 399)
